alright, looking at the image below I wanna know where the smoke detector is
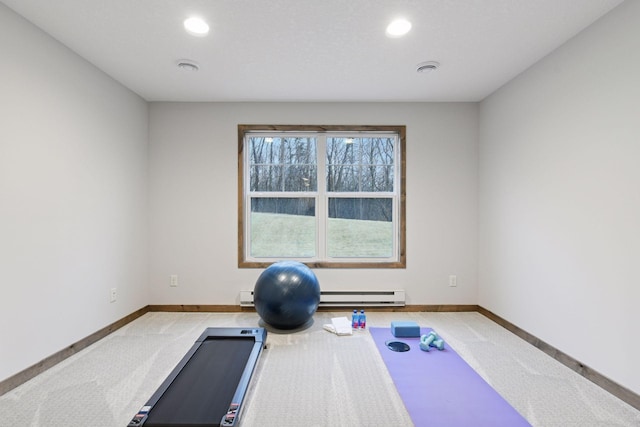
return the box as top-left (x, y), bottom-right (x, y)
top-left (416, 61), bottom-right (440, 73)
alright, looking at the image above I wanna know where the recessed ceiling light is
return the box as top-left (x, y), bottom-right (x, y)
top-left (416, 61), bottom-right (440, 73)
top-left (177, 60), bottom-right (199, 72)
top-left (386, 18), bottom-right (412, 38)
top-left (184, 17), bottom-right (209, 36)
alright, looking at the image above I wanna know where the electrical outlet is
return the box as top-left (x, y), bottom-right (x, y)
top-left (110, 287), bottom-right (117, 303)
top-left (449, 275), bottom-right (457, 287)
top-left (170, 275), bottom-right (179, 287)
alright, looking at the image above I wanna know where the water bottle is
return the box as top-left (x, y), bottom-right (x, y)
top-left (352, 310), bottom-right (359, 328)
top-left (358, 309), bottom-right (366, 329)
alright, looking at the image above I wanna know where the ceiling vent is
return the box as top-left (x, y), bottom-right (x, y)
top-left (177, 60), bottom-right (199, 72)
top-left (416, 61), bottom-right (440, 73)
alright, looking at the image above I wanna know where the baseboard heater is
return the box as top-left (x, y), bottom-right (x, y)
top-left (240, 290), bottom-right (405, 307)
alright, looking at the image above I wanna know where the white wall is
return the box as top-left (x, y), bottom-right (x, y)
top-left (478, 0), bottom-right (640, 394)
top-left (0, 4), bottom-right (149, 382)
top-left (149, 102), bottom-right (478, 306)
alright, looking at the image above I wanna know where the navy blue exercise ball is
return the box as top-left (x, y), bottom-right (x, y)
top-left (254, 261), bottom-right (321, 329)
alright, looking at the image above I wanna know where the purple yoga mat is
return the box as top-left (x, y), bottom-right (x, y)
top-left (370, 327), bottom-right (531, 427)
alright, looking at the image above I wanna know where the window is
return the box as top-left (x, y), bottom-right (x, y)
top-left (238, 125), bottom-right (406, 268)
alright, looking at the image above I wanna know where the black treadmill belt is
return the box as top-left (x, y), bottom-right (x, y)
top-left (144, 337), bottom-right (255, 427)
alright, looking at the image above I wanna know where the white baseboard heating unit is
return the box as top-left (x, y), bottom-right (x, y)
top-left (240, 290), bottom-right (405, 307)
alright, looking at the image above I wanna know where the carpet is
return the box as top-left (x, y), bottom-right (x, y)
top-left (370, 327), bottom-right (532, 427)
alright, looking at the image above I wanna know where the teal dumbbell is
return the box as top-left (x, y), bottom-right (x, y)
top-left (419, 331), bottom-right (446, 351)
top-left (419, 331), bottom-right (438, 351)
top-left (431, 338), bottom-right (445, 350)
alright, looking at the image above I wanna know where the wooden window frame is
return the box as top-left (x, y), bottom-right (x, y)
top-left (238, 124), bottom-right (406, 268)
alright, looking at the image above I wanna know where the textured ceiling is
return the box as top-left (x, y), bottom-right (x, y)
top-left (1, 0), bottom-right (624, 102)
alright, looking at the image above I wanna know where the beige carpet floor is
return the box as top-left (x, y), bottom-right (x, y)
top-left (0, 311), bottom-right (638, 426)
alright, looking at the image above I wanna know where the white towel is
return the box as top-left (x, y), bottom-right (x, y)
top-left (326, 317), bottom-right (352, 335)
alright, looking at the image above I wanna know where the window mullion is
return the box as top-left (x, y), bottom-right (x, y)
top-left (317, 135), bottom-right (327, 259)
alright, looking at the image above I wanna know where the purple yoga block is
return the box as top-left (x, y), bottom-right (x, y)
top-left (391, 321), bottom-right (421, 337)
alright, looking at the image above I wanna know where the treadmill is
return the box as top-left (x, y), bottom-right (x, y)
top-left (127, 327), bottom-right (267, 427)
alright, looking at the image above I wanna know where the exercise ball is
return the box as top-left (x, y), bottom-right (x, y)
top-left (254, 261), bottom-right (321, 329)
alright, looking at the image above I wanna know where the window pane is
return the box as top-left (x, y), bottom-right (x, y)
top-left (250, 198), bottom-right (316, 257)
top-left (326, 165), bottom-right (359, 192)
top-left (361, 165), bottom-right (394, 192)
top-left (282, 137), bottom-right (317, 165)
top-left (327, 137), bottom-right (358, 165)
top-left (249, 136), bottom-right (317, 192)
top-left (326, 139), bottom-right (358, 193)
top-left (250, 165), bottom-right (282, 191)
top-left (361, 137), bottom-right (395, 166)
top-left (326, 137), bottom-right (394, 192)
top-left (284, 165), bottom-right (317, 191)
top-left (249, 137), bottom-right (283, 164)
top-left (327, 198), bottom-right (393, 257)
